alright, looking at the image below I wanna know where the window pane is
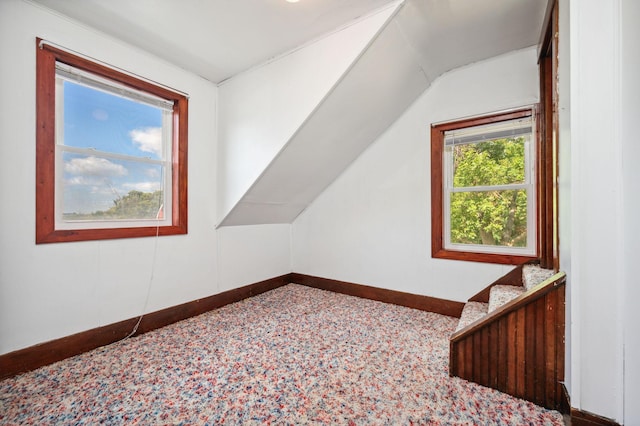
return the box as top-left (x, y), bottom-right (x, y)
top-left (60, 79), bottom-right (165, 160)
top-left (450, 189), bottom-right (528, 247)
top-left (452, 137), bottom-right (526, 188)
top-left (61, 151), bottom-right (165, 221)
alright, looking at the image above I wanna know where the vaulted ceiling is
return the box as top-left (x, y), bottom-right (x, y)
top-left (29, 0), bottom-right (397, 83)
top-left (29, 0), bottom-right (546, 85)
top-left (29, 0), bottom-right (548, 227)
top-left (214, 0), bottom-right (547, 226)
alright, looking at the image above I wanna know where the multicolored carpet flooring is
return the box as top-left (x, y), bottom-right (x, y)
top-left (0, 284), bottom-right (563, 425)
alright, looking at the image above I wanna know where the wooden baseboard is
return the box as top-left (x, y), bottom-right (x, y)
top-left (0, 274), bottom-right (290, 380)
top-left (0, 270), bottom-right (622, 424)
top-left (571, 408), bottom-right (621, 426)
top-left (559, 383), bottom-right (571, 414)
top-left (562, 383), bottom-right (620, 426)
top-left (1, 273), bottom-right (468, 380)
top-left (289, 273), bottom-right (465, 318)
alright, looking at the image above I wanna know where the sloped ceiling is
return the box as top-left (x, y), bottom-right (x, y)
top-left (218, 0), bottom-right (547, 226)
top-left (395, 0), bottom-right (546, 81)
top-left (29, 0), bottom-right (547, 227)
top-left (28, 0), bottom-right (396, 83)
top-left (29, 0), bottom-right (547, 86)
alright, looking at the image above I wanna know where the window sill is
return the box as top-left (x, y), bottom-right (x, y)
top-left (432, 247), bottom-right (537, 265)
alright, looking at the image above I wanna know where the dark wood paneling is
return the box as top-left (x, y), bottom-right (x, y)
top-left (488, 324), bottom-right (498, 388)
top-left (496, 316), bottom-right (507, 392)
top-left (555, 283), bottom-right (566, 408)
top-left (544, 290), bottom-right (558, 408)
top-left (464, 336), bottom-right (473, 379)
top-left (289, 273), bottom-right (465, 318)
top-left (524, 301), bottom-right (537, 403)
top-left (515, 307), bottom-right (526, 399)
top-left (450, 272), bottom-right (566, 411)
top-left (506, 312), bottom-right (517, 395)
top-left (0, 274), bottom-right (290, 380)
top-left (534, 297), bottom-right (546, 406)
top-left (473, 332), bottom-right (483, 384)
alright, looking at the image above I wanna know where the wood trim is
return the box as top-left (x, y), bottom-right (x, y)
top-left (571, 409), bottom-right (621, 426)
top-left (173, 92), bottom-right (189, 235)
top-left (289, 273), bottom-right (465, 318)
top-left (431, 250), bottom-right (536, 266)
top-left (559, 383), bottom-right (571, 414)
top-left (469, 264), bottom-right (524, 302)
top-left (431, 124), bottom-right (444, 258)
top-left (35, 38), bottom-right (57, 244)
top-left (537, 2), bottom-right (561, 271)
top-left (451, 272), bottom-right (566, 342)
top-left (35, 38), bottom-right (188, 244)
top-left (450, 272), bottom-right (566, 410)
top-left (0, 274), bottom-right (289, 380)
top-left (551, 3), bottom-right (561, 272)
top-left (565, 385), bottom-right (620, 425)
top-left (432, 109), bottom-right (534, 132)
top-left (538, 60), bottom-right (553, 269)
top-left (449, 272), bottom-right (566, 409)
top-left (430, 108), bottom-right (537, 265)
top-left (2, 273), bottom-right (467, 380)
top-left (538, 0), bottom-right (557, 61)
top-left (40, 41), bottom-right (183, 101)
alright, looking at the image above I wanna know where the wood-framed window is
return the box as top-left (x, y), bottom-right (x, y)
top-left (36, 39), bottom-right (188, 244)
top-left (431, 108), bottom-right (538, 264)
top-left (537, 0), bottom-right (560, 271)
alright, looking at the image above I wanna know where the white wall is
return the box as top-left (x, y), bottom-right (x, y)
top-left (217, 224), bottom-right (291, 293)
top-left (0, 0), bottom-right (291, 355)
top-left (621, 0), bottom-right (640, 423)
top-left (292, 47), bottom-right (539, 302)
top-left (556, 0), bottom-right (575, 408)
top-left (560, 0), bottom-right (633, 422)
top-left (216, 5), bottom-right (397, 225)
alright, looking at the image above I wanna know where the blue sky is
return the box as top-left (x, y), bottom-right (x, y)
top-left (61, 80), bottom-right (167, 215)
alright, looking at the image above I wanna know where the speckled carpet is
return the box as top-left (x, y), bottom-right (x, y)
top-left (0, 284), bottom-right (563, 425)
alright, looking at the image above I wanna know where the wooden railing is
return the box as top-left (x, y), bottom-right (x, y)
top-left (449, 272), bottom-right (566, 411)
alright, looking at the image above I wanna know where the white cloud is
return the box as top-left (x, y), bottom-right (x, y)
top-left (144, 168), bottom-right (160, 178)
top-left (129, 127), bottom-right (162, 157)
top-left (122, 181), bottom-right (162, 192)
top-left (64, 156), bottom-right (128, 177)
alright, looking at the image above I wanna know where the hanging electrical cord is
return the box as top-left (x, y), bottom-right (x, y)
top-left (120, 204), bottom-right (163, 341)
top-left (121, 216), bottom-right (162, 340)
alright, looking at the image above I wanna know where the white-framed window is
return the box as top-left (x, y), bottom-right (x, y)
top-left (431, 108), bottom-right (537, 264)
top-left (54, 63), bottom-right (174, 230)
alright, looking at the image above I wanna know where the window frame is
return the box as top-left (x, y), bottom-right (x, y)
top-left (36, 39), bottom-right (188, 244)
top-left (431, 108), bottom-right (538, 264)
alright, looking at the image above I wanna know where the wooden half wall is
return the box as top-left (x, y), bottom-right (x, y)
top-left (449, 272), bottom-right (566, 411)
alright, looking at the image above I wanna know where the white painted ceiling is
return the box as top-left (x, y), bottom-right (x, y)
top-left (28, 0), bottom-right (546, 84)
top-left (29, 0), bottom-right (548, 226)
top-left (29, 0), bottom-right (398, 83)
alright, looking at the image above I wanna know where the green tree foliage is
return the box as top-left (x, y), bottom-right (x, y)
top-left (64, 190), bottom-right (163, 221)
top-left (450, 138), bottom-right (527, 247)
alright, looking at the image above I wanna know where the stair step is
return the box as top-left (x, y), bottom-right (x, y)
top-left (488, 285), bottom-right (525, 313)
top-left (523, 265), bottom-right (555, 290)
top-left (456, 301), bottom-right (489, 332)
